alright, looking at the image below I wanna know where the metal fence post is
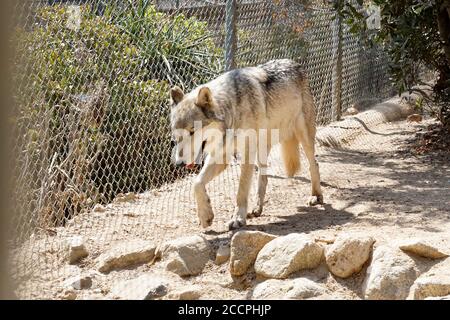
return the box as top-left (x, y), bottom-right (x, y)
top-left (225, 0), bottom-right (237, 71)
top-left (331, 4), bottom-right (343, 121)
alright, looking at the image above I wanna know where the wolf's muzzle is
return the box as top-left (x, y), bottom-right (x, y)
top-left (172, 140), bottom-right (207, 169)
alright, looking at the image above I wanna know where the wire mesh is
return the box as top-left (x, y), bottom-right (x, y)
top-left (9, 0), bottom-right (393, 298)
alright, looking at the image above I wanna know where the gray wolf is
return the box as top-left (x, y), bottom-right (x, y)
top-left (169, 59), bottom-right (323, 230)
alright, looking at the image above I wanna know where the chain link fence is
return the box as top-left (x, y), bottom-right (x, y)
top-left (9, 0), bottom-right (394, 298)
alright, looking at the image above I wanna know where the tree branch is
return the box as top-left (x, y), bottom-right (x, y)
top-left (437, 1), bottom-right (450, 67)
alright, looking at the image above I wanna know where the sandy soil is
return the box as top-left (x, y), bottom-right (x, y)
top-left (11, 118), bottom-right (450, 300)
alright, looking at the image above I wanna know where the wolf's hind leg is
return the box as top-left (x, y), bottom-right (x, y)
top-left (296, 119), bottom-right (323, 206)
top-left (251, 146), bottom-right (271, 217)
top-left (228, 163), bottom-right (255, 230)
top-left (194, 157), bottom-right (227, 228)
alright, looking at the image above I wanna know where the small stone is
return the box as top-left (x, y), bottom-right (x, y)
top-left (229, 231), bottom-right (276, 276)
top-left (407, 114), bottom-right (423, 122)
top-left (110, 275), bottom-right (168, 300)
top-left (61, 289), bottom-right (77, 300)
top-left (251, 278), bottom-right (325, 300)
top-left (64, 274), bottom-right (92, 290)
top-left (67, 236), bottom-right (88, 264)
top-left (325, 234), bottom-right (374, 278)
top-left (254, 233), bottom-right (324, 279)
top-left (399, 239), bottom-right (449, 259)
top-left (215, 245), bottom-right (230, 265)
top-left (314, 235), bottom-right (336, 244)
top-left (114, 192), bottom-right (136, 203)
top-left (97, 240), bottom-right (156, 273)
top-left (344, 106), bottom-right (359, 116)
top-left (93, 204), bottom-right (106, 212)
top-left (157, 235), bottom-right (211, 276)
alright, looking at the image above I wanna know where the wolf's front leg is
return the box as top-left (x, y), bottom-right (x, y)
top-left (228, 163), bottom-right (255, 230)
top-left (194, 159), bottom-right (227, 228)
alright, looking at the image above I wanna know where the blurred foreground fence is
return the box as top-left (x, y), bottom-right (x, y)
top-left (10, 0), bottom-right (392, 243)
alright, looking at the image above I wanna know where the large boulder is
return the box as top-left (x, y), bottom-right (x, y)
top-left (229, 231), bottom-right (276, 276)
top-left (97, 240), bottom-right (156, 273)
top-left (409, 259), bottom-right (450, 300)
top-left (254, 233), bottom-right (324, 279)
top-left (251, 278), bottom-right (326, 300)
top-left (362, 245), bottom-right (418, 300)
top-left (399, 239), bottom-right (449, 259)
top-left (110, 275), bottom-right (168, 300)
top-left (325, 235), bottom-right (374, 278)
top-left (157, 235), bottom-right (211, 276)
top-left (411, 275), bottom-right (450, 300)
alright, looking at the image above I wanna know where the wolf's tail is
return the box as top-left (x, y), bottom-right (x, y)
top-left (281, 137), bottom-right (300, 178)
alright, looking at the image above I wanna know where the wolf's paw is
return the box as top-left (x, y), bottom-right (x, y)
top-left (198, 207), bottom-right (214, 228)
top-left (308, 195), bottom-right (324, 206)
top-left (227, 218), bottom-right (246, 231)
top-left (250, 206), bottom-right (263, 218)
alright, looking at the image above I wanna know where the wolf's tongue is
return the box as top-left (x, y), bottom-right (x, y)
top-left (186, 163), bottom-right (195, 169)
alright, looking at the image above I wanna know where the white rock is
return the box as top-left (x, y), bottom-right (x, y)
top-left (64, 274), bottom-right (92, 290)
top-left (81, 294), bottom-right (105, 300)
top-left (167, 285), bottom-right (202, 300)
top-left (254, 233), bottom-right (324, 279)
top-left (409, 259), bottom-right (450, 300)
top-left (251, 278), bottom-right (325, 300)
top-left (325, 235), bottom-right (374, 278)
top-left (399, 239), bottom-right (449, 259)
top-left (157, 235), bottom-right (211, 276)
top-left (110, 275), bottom-right (168, 300)
top-left (411, 275), bottom-right (450, 300)
top-left (363, 245), bottom-right (418, 300)
top-left (229, 231), bottom-right (276, 276)
top-left (66, 236), bottom-right (88, 264)
top-left (284, 278), bottom-right (327, 299)
top-left (251, 279), bottom-right (287, 299)
top-left (424, 295), bottom-right (450, 300)
top-left (215, 245), bottom-right (230, 265)
top-left (97, 240), bottom-right (156, 273)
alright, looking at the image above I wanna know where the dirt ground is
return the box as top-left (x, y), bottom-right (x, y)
top-left (11, 117), bottom-right (450, 299)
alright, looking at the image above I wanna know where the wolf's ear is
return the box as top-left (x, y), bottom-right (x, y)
top-left (196, 87), bottom-right (213, 108)
top-left (170, 86), bottom-right (184, 105)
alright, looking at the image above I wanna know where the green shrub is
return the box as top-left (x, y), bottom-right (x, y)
top-left (104, 1), bottom-right (223, 89)
top-left (12, 4), bottom-right (222, 229)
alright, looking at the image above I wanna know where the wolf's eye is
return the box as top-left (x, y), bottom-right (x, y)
top-left (189, 130), bottom-right (195, 136)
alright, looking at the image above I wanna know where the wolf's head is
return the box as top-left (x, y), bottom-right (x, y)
top-left (169, 86), bottom-right (224, 168)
